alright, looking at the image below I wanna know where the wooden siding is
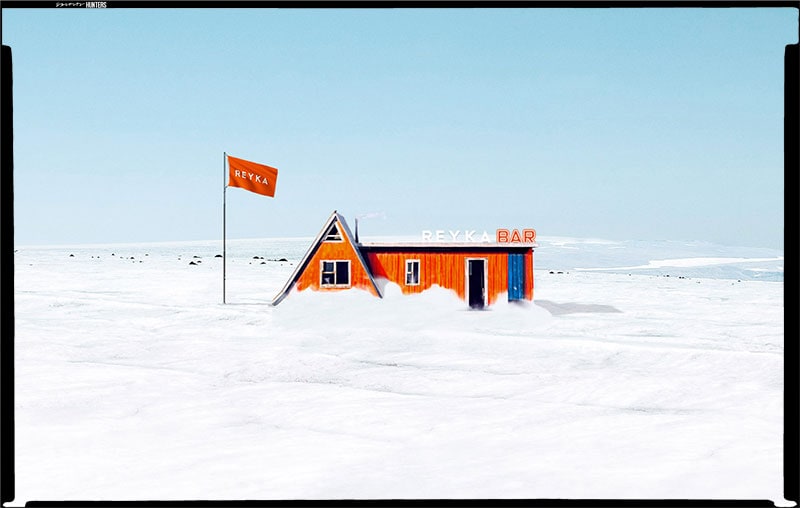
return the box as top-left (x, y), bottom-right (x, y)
top-left (365, 251), bottom-right (521, 305)
top-left (295, 234), bottom-right (379, 296)
top-left (525, 248), bottom-right (534, 300)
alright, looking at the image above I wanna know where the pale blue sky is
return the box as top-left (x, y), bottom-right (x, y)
top-left (2, 8), bottom-right (796, 248)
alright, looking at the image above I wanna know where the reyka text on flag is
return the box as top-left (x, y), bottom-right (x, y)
top-left (227, 155), bottom-right (279, 197)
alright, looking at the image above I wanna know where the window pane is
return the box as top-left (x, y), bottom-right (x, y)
top-left (321, 273), bottom-right (335, 285)
top-left (335, 261), bottom-right (349, 285)
top-left (322, 261), bottom-right (334, 272)
top-left (406, 260), bottom-right (419, 285)
top-left (325, 224), bottom-right (342, 241)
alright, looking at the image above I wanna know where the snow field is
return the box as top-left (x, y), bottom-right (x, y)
top-left (12, 240), bottom-right (784, 501)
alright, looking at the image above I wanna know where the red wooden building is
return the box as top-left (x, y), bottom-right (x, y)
top-left (271, 211), bottom-right (536, 308)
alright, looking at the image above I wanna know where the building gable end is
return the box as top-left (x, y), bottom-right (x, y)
top-left (271, 211), bottom-right (382, 305)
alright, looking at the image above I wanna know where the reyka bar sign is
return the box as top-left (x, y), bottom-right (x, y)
top-left (421, 228), bottom-right (536, 243)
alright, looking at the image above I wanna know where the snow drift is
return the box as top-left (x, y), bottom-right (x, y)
top-left (12, 237), bottom-right (784, 502)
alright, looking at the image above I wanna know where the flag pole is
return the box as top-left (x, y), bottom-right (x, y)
top-left (223, 151), bottom-right (227, 305)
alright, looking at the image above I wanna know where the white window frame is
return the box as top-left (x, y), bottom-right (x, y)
top-left (324, 223), bottom-right (344, 242)
top-left (320, 259), bottom-right (351, 288)
top-left (405, 259), bottom-right (421, 286)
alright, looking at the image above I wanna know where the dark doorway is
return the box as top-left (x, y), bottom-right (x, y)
top-left (467, 259), bottom-right (486, 309)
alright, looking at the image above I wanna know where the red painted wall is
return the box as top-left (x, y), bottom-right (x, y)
top-left (365, 251), bottom-right (528, 305)
top-left (525, 249), bottom-right (535, 300)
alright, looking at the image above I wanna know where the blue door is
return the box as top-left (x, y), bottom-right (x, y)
top-left (508, 254), bottom-right (525, 301)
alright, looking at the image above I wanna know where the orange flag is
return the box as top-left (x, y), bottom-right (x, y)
top-left (227, 155), bottom-right (279, 197)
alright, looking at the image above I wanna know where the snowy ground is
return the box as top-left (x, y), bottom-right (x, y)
top-left (12, 237), bottom-right (784, 502)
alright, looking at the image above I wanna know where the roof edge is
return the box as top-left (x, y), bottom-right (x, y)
top-left (358, 242), bottom-right (538, 249)
top-left (271, 211), bottom-right (340, 306)
top-left (336, 212), bottom-right (384, 299)
top-left (271, 211), bottom-right (383, 305)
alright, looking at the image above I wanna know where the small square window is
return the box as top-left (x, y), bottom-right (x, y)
top-left (321, 260), bottom-right (350, 287)
top-left (405, 260), bottom-right (420, 286)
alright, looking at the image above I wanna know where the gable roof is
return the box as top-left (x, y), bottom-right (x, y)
top-left (271, 211), bottom-right (383, 306)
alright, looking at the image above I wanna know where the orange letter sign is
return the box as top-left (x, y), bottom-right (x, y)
top-left (523, 229), bottom-right (536, 242)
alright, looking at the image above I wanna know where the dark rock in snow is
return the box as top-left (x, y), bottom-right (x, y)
top-left (215, 254), bottom-right (223, 258)
top-left (69, 254), bottom-right (74, 257)
top-left (193, 255), bottom-right (201, 259)
top-left (189, 261), bottom-right (197, 265)
top-left (261, 261), bottom-right (266, 264)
